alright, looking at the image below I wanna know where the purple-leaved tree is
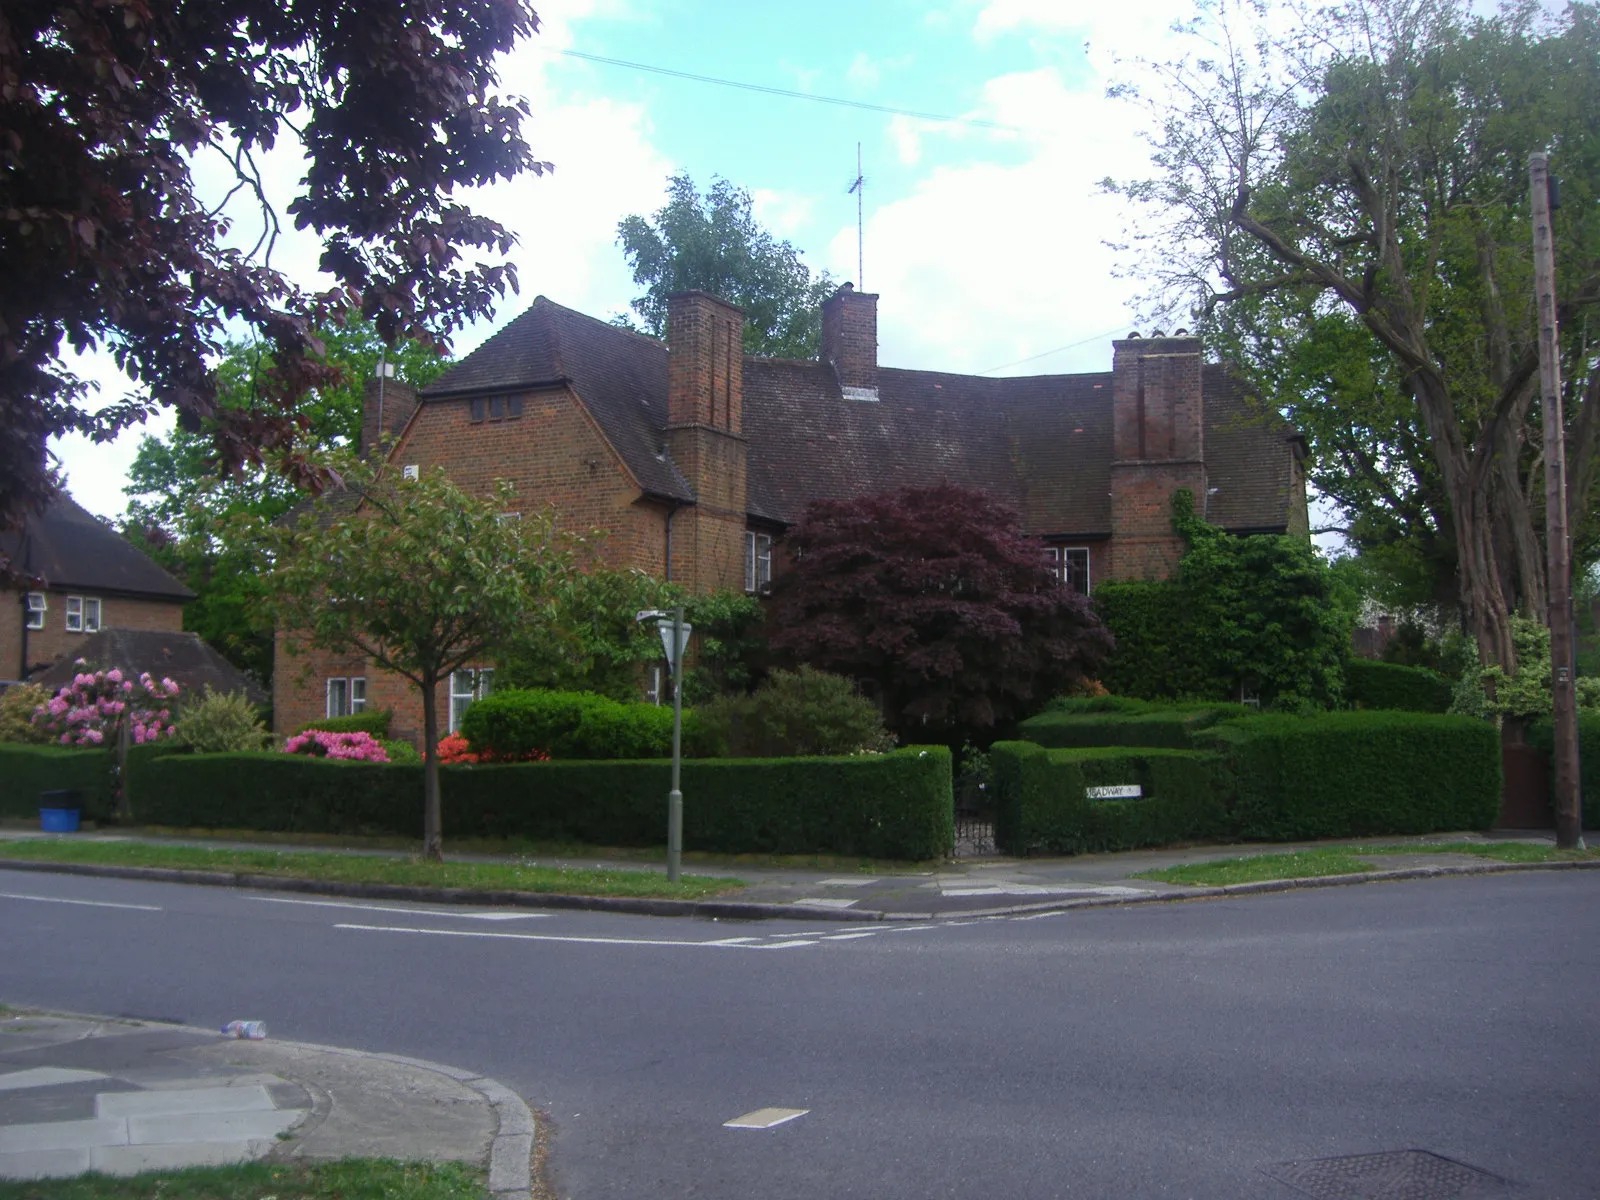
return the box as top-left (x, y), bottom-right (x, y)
top-left (769, 484), bottom-right (1113, 743)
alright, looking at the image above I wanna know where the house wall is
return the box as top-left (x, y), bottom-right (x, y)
top-left (5, 590), bottom-right (184, 680)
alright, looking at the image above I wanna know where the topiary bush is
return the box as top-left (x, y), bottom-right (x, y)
top-left (992, 742), bottom-right (1231, 855)
top-left (1019, 700), bottom-right (1251, 749)
top-left (295, 709), bottom-right (392, 738)
top-left (1196, 711), bottom-right (1500, 840)
top-left (1345, 659), bottom-right (1452, 713)
top-left (460, 688), bottom-right (712, 760)
top-left (696, 666), bottom-right (894, 757)
top-left (172, 687), bottom-right (272, 753)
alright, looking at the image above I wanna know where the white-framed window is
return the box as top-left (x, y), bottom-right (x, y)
top-left (449, 667), bottom-right (495, 733)
top-left (64, 595), bottom-right (100, 632)
top-left (1047, 547), bottom-right (1092, 595)
top-left (326, 676), bottom-right (369, 718)
top-left (744, 531), bottom-right (772, 594)
top-left (24, 593), bottom-right (46, 630)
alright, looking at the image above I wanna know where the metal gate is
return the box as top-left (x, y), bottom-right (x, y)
top-left (952, 772), bottom-right (996, 858)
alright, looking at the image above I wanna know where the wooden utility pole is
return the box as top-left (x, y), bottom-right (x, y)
top-left (1531, 151), bottom-right (1583, 849)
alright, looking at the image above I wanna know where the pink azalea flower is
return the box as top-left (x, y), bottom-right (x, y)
top-left (105, 669), bottom-right (122, 683)
top-left (84, 728), bottom-right (104, 745)
top-left (58, 732), bottom-right (71, 745)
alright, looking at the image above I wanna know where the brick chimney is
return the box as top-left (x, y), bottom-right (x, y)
top-left (1108, 332), bottom-right (1207, 581)
top-left (668, 291), bottom-right (743, 433)
top-left (665, 291), bottom-right (748, 593)
top-left (821, 283), bottom-right (878, 400)
top-left (360, 372), bottom-right (418, 457)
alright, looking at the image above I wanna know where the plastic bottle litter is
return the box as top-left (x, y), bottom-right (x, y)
top-left (221, 1020), bottom-right (267, 1040)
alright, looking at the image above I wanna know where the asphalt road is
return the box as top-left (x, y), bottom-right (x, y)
top-left (2, 867), bottom-right (1597, 1199)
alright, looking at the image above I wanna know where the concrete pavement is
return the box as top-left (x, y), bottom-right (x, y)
top-left (0, 1009), bottom-right (536, 1195)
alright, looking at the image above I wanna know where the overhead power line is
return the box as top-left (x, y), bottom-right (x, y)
top-left (977, 325), bottom-right (1131, 375)
top-left (554, 48), bottom-right (1020, 132)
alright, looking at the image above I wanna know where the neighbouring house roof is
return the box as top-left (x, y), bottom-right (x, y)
top-left (30, 629), bottom-right (268, 708)
top-left (1, 494), bottom-right (194, 601)
top-left (422, 297), bottom-right (1299, 534)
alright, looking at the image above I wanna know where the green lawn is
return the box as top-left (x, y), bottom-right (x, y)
top-left (1135, 848), bottom-right (1376, 886)
top-left (1136, 840), bottom-right (1600, 886)
top-left (0, 839), bottom-right (742, 900)
top-left (0, 1159), bottom-right (482, 1200)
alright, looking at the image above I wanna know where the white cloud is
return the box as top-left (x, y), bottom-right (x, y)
top-left (846, 51), bottom-right (883, 89)
top-left (834, 68), bottom-right (1149, 377)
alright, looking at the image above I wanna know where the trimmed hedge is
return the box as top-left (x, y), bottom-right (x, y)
top-left (1196, 711), bottom-right (1500, 840)
top-left (125, 745), bottom-right (954, 860)
top-left (1525, 714), bottom-right (1600, 829)
top-left (295, 710), bottom-right (392, 737)
top-left (992, 743), bottom-right (1230, 855)
top-left (1345, 659), bottom-right (1452, 713)
top-left (460, 688), bottom-right (713, 760)
top-left (0, 745), bottom-right (114, 820)
top-left (1020, 701), bottom-right (1251, 750)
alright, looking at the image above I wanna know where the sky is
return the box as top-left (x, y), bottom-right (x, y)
top-left (52, 0), bottom-right (1219, 521)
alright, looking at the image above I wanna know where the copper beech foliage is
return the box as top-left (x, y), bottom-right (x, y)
top-left (768, 484), bottom-right (1115, 742)
top-left (0, 0), bottom-right (548, 582)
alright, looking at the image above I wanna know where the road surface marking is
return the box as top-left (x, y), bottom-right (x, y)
top-left (251, 896), bottom-right (547, 920)
top-left (814, 878), bottom-right (879, 886)
top-left (821, 932), bottom-right (877, 941)
top-left (792, 898), bottom-right (858, 909)
top-left (771, 930), bottom-right (828, 938)
top-left (724, 1107), bottom-right (809, 1129)
top-left (704, 936), bottom-right (760, 945)
top-left (334, 923), bottom-right (812, 950)
top-left (0, 891), bottom-right (160, 912)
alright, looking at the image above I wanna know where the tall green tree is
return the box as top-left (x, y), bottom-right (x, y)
top-left (262, 459), bottom-right (571, 861)
top-left (617, 174), bottom-right (835, 358)
top-left (121, 318), bottom-right (448, 683)
top-left (1108, 0), bottom-right (1600, 671)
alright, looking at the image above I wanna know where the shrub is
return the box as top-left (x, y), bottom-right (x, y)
top-left (31, 667), bottom-right (181, 746)
top-left (172, 687), bottom-right (272, 753)
top-left (127, 746), bottom-right (954, 860)
top-left (0, 683), bottom-right (51, 744)
top-left (283, 729), bottom-right (390, 762)
top-left (1019, 701), bottom-right (1251, 750)
top-left (460, 689), bottom-right (711, 760)
top-left (0, 745), bottom-right (114, 820)
top-left (696, 667), bottom-right (894, 757)
top-left (435, 732), bottom-right (547, 765)
top-left (383, 739), bottom-right (422, 764)
top-left (295, 709), bottom-right (392, 738)
top-left (992, 742), bottom-right (1230, 855)
top-left (1196, 711), bottom-right (1500, 840)
top-left (1345, 659), bottom-right (1453, 713)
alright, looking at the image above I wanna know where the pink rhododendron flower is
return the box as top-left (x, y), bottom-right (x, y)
top-left (105, 669), bottom-right (122, 684)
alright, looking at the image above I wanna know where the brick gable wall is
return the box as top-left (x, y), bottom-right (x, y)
top-left (6, 590), bottom-right (185, 680)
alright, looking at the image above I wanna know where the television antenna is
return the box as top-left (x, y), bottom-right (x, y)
top-left (847, 142), bottom-right (865, 290)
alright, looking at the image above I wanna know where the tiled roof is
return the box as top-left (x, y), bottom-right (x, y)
top-left (423, 298), bottom-right (691, 500)
top-left (1, 494), bottom-right (194, 601)
top-left (424, 298), bottom-right (1297, 534)
top-left (31, 629), bottom-right (267, 707)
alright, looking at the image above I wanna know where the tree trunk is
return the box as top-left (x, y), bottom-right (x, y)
top-left (420, 670), bottom-right (443, 862)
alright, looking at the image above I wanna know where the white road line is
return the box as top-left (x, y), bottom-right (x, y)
top-left (792, 898), bottom-right (858, 909)
top-left (0, 891), bottom-right (160, 912)
top-left (771, 930), bottom-right (827, 938)
top-left (814, 878), bottom-right (879, 886)
top-left (820, 932), bottom-right (877, 941)
top-left (334, 923), bottom-right (812, 950)
top-left (251, 896), bottom-right (547, 920)
top-left (724, 1107), bottom-right (809, 1129)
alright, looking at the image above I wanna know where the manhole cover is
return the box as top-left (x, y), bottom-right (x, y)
top-left (1262, 1150), bottom-right (1514, 1199)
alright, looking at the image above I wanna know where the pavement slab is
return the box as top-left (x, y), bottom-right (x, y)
top-left (0, 1009), bottom-right (529, 1190)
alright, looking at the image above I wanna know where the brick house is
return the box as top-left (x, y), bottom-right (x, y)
top-left (274, 285), bottom-right (1308, 742)
top-left (3, 494), bottom-right (194, 682)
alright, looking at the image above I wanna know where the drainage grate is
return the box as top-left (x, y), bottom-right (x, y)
top-left (1261, 1150), bottom-right (1515, 1199)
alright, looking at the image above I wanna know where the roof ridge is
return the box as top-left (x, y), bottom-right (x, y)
top-left (539, 295), bottom-right (666, 353)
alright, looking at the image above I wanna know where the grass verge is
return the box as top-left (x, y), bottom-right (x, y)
top-left (0, 1159), bottom-right (482, 1200)
top-left (1363, 840), bottom-right (1600, 864)
top-left (1135, 848), bottom-right (1376, 886)
top-left (0, 840), bottom-right (742, 900)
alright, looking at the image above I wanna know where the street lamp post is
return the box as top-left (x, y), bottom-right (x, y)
top-left (637, 607), bottom-right (691, 882)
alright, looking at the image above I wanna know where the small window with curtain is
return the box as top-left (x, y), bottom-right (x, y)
top-left (744, 532), bottom-right (772, 594)
top-left (449, 668), bottom-right (495, 733)
top-left (326, 677), bottom-right (350, 718)
top-left (1046, 547), bottom-right (1091, 595)
top-left (65, 595), bottom-right (83, 632)
top-left (24, 593), bottom-right (46, 630)
top-left (349, 678), bottom-right (367, 713)
top-left (83, 597), bottom-right (101, 632)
